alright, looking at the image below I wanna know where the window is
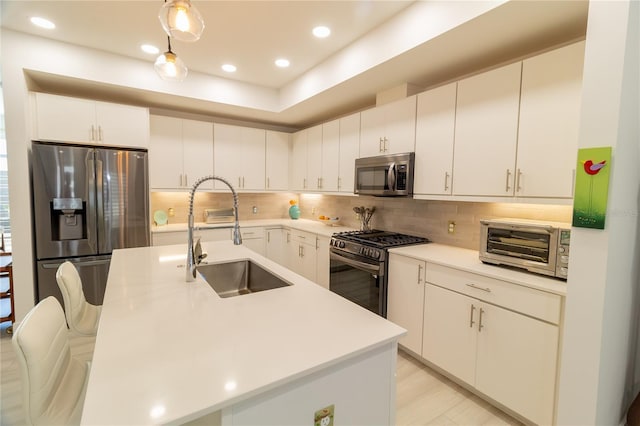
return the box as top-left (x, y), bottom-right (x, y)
top-left (0, 84), bottom-right (11, 252)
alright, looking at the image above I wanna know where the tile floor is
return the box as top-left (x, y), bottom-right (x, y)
top-left (1, 322), bottom-right (522, 425)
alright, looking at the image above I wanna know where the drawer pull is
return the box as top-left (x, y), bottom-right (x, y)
top-left (478, 307), bottom-right (485, 332)
top-left (466, 283), bottom-right (492, 293)
top-left (417, 264), bottom-right (423, 284)
top-left (469, 304), bottom-right (476, 328)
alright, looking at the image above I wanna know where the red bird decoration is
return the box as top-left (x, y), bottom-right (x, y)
top-left (583, 160), bottom-right (606, 175)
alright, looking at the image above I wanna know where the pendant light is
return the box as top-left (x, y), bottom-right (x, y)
top-left (158, 0), bottom-right (204, 42)
top-left (154, 36), bottom-right (188, 81)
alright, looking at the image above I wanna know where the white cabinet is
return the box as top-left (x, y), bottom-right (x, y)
top-left (284, 229), bottom-right (317, 282)
top-left (387, 254), bottom-right (426, 354)
top-left (240, 227), bottom-right (265, 256)
top-left (452, 62), bottom-right (522, 196)
top-left (32, 92), bottom-right (149, 148)
top-left (337, 113), bottom-right (360, 193)
top-left (214, 123), bottom-right (265, 191)
top-left (290, 130), bottom-right (308, 191)
top-left (414, 83), bottom-right (457, 195)
top-left (265, 131), bottom-right (290, 191)
top-left (387, 255), bottom-right (562, 425)
top-left (359, 96), bottom-right (417, 157)
top-left (306, 125), bottom-right (323, 191)
top-left (149, 115), bottom-right (214, 190)
top-left (315, 236), bottom-right (330, 289)
top-left (265, 228), bottom-right (285, 264)
top-left (320, 120), bottom-right (340, 192)
top-left (515, 41), bottom-right (584, 198)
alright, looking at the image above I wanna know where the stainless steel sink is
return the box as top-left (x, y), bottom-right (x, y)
top-left (197, 260), bottom-right (292, 298)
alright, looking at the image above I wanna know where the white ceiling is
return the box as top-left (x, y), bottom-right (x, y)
top-left (1, 1), bottom-right (589, 129)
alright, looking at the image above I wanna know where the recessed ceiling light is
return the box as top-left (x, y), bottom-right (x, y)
top-left (312, 26), bottom-right (331, 38)
top-left (141, 44), bottom-right (160, 55)
top-left (222, 64), bottom-right (237, 73)
top-left (275, 58), bottom-right (290, 68)
top-left (30, 17), bottom-right (55, 30)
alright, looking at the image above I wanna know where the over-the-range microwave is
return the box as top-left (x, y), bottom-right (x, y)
top-left (354, 152), bottom-right (415, 197)
top-left (479, 218), bottom-right (570, 280)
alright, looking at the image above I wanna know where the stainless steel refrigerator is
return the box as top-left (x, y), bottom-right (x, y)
top-left (31, 141), bottom-right (150, 306)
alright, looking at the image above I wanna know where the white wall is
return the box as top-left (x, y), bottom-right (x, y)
top-left (557, 1), bottom-right (640, 424)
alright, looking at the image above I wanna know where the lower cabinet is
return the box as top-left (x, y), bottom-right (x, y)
top-left (315, 236), bottom-right (330, 289)
top-left (240, 227), bottom-right (265, 256)
top-left (284, 229), bottom-right (317, 283)
top-left (388, 254), bottom-right (561, 425)
top-left (265, 228), bottom-right (285, 264)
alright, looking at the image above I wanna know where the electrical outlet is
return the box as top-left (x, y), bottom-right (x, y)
top-left (448, 220), bottom-right (456, 234)
top-left (311, 206), bottom-right (316, 215)
top-left (314, 404), bottom-right (334, 426)
top-left (252, 206), bottom-right (258, 214)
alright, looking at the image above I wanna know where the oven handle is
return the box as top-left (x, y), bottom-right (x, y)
top-left (330, 251), bottom-right (381, 275)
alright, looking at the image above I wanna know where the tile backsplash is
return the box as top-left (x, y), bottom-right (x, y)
top-left (151, 192), bottom-right (572, 250)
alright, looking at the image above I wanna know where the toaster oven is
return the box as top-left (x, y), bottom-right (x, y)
top-left (479, 218), bottom-right (570, 279)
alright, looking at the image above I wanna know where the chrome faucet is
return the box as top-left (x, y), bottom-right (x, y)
top-left (186, 175), bottom-right (242, 282)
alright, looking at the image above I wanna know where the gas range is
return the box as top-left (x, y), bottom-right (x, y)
top-left (330, 230), bottom-right (430, 263)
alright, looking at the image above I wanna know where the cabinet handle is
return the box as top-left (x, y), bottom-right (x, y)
top-left (266, 177), bottom-right (270, 189)
top-left (478, 308), bottom-right (485, 332)
top-left (516, 168), bottom-right (522, 192)
top-left (299, 245), bottom-right (304, 257)
top-left (338, 177), bottom-right (342, 189)
top-left (379, 137), bottom-right (384, 153)
top-left (299, 235), bottom-right (306, 239)
top-left (184, 174), bottom-right (188, 187)
top-left (90, 125), bottom-right (96, 141)
top-left (238, 177), bottom-right (242, 188)
top-left (469, 304), bottom-right (476, 328)
top-left (287, 233), bottom-right (291, 243)
top-left (242, 176), bottom-right (245, 188)
top-left (98, 126), bottom-right (103, 141)
top-left (317, 177), bottom-right (321, 188)
top-left (466, 283), bottom-right (492, 293)
top-left (384, 137), bottom-right (389, 152)
top-left (267, 231), bottom-right (270, 243)
top-left (303, 178), bottom-right (307, 189)
top-left (505, 169), bottom-right (512, 192)
top-left (444, 172), bottom-right (450, 191)
top-left (417, 264), bottom-right (423, 284)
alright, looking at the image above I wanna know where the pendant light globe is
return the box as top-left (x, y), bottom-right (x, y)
top-left (159, 0), bottom-right (205, 42)
top-left (154, 46), bottom-right (188, 81)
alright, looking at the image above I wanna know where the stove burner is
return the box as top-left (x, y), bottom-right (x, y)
top-left (332, 230), bottom-right (430, 248)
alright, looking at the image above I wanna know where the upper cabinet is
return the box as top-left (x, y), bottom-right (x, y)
top-left (32, 93), bottom-right (149, 148)
top-left (360, 96), bottom-right (417, 158)
top-left (452, 62), bottom-right (523, 197)
top-left (414, 82), bottom-right (457, 196)
top-left (337, 113), bottom-right (361, 193)
top-left (320, 120), bottom-right (340, 192)
top-left (290, 129), bottom-right (308, 191)
top-left (306, 125), bottom-right (324, 191)
top-left (265, 130), bottom-right (291, 191)
top-left (149, 115), bottom-right (214, 190)
top-left (214, 124), bottom-right (265, 191)
top-left (515, 41), bottom-right (585, 198)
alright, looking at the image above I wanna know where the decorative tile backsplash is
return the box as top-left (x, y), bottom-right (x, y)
top-left (151, 192), bottom-right (572, 250)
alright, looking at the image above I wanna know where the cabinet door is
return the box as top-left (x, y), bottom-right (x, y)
top-left (321, 120), bottom-right (340, 192)
top-left (383, 95), bottom-right (417, 155)
top-left (239, 127), bottom-right (266, 190)
top-left (359, 106), bottom-right (386, 157)
top-left (298, 242), bottom-right (317, 282)
top-left (95, 101), bottom-right (149, 148)
top-left (387, 254), bottom-right (426, 355)
top-left (183, 119), bottom-right (214, 189)
top-left (265, 228), bottom-right (284, 265)
top-left (415, 83), bottom-right (457, 195)
top-left (516, 41), bottom-right (584, 198)
top-left (290, 130), bottom-right (308, 191)
top-left (283, 230), bottom-right (297, 271)
top-left (422, 283), bottom-right (477, 387)
top-left (266, 131), bottom-right (290, 191)
top-left (214, 123), bottom-right (243, 189)
top-left (475, 302), bottom-right (559, 426)
top-left (306, 125), bottom-right (323, 190)
top-left (338, 113), bottom-right (360, 193)
top-left (315, 236), bottom-right (330, 289)
top-left (149, 115), bottom-right (185, 189)
top-left (242, 237), bottom-right (266, 256)
top-left (34, 93), bottom-right (96, 143)
top-left (453, 62), bottom-right (522, 196)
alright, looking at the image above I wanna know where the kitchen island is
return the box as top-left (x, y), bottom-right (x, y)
top-left (81, 241), bottom-right (405, 425)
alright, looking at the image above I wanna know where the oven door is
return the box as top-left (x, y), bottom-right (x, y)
top-left (329, 250), bottom-right (386, 317)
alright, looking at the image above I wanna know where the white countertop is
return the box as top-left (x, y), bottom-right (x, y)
top-left (389, 243), bottom-right (567, 296)
top-left (81, 241), bottom-right (405, 425)
top-left (152, 218), bottom-right (355, 238)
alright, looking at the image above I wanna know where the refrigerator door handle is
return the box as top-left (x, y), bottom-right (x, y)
top-left (95, 153), bottom-right (106, 253)
top-left (41, 258), bottom-right (111, 269)
top-left (86, 153), bottom-right (98, 253)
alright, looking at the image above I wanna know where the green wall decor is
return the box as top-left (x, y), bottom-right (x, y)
top-left (572, 146), bottom-right (612, 229)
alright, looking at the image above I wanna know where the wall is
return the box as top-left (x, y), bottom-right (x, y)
top-left (556, 1), bottom-right (640, 424)
top-left (152, 191), bottom-right (572, 250)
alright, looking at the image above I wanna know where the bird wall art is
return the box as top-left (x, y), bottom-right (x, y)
top-left (572, 147), bottom-right (612, 229)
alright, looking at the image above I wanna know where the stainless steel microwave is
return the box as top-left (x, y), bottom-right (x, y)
top-left (354, 152), bottom-right (415, 196)
top-left (479, 218), bottom-right (570, 280)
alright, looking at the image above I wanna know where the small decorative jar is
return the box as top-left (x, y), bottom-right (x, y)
top-left (288, 200), bottom-right (301, 219)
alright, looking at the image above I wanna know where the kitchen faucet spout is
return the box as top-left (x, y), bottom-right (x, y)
top-left (186, 175), bottom-right (242, 282)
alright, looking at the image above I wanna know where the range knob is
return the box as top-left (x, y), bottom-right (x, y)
top-left (558, 246), bottom-right (566, 253)
top-left (373, 250), bottom-right (381, 259)
top-left (339, 241), bottom-right (346, 249)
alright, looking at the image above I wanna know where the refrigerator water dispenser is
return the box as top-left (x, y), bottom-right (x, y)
top-left (52, 197), bottom-right (86, 241)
